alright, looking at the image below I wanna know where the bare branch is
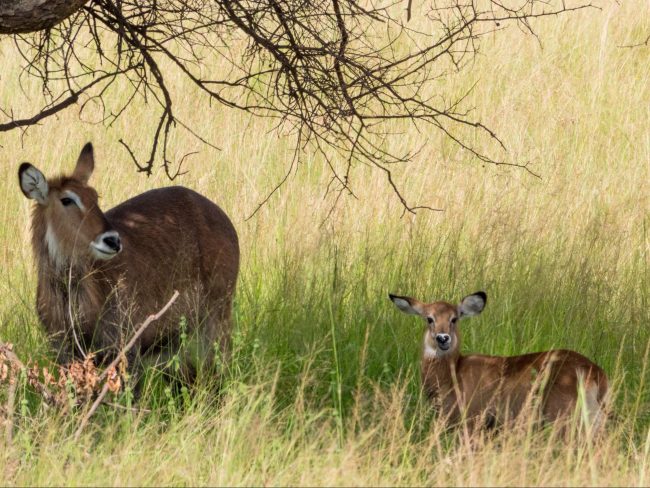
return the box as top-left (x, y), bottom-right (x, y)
top-left (98, 290), bottom-right (179, 383)
top-left (0, 67), bottom-right (137, 132)
top-left (1, 0), bottom-right (593, 213)
top-left (619, 35), bottom-right (650, 49)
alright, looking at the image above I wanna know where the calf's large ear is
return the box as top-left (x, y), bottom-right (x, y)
top-left (458, 291), bottom-right (487, 317)
top-left (18, 163), bottom-right (49, 204)
top-left (389, 293), bottom-right (426, 316)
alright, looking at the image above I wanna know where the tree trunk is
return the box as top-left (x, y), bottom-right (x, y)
top-left (0, 0), bottom-right (88, 34)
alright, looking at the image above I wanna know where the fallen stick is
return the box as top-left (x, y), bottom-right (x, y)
top-left (98, 290), bottom-right (180, 382)
top-left (75, 290), bottom-right (179, 440)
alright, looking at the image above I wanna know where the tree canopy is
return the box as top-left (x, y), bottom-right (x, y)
top-left (0, 0), bottom-right (591, 212)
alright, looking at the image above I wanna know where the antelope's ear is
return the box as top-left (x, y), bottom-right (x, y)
top-left (73, 142), bottom-right (94, 184)
top-left (389, 293), bottom-right (425, 316)
top-left (459, 291), bottom-right (487, 317)
top-left (18, 163), bottom-right (49, 204)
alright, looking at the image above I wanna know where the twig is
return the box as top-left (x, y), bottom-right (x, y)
top-left (619, 35), bottom-right (650, 49)
top-left (73, 383), bottom-right (109, 441)
top-left (0, 69), bottom-right (135, 132)
top-left (98, 290), bottom-right (179, 383)
top-left (74, 291), bottom-right (179, 441)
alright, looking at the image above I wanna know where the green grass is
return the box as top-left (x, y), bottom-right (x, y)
top-left (0, 1), bottom-right (649, 485)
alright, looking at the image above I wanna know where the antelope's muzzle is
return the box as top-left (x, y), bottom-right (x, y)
top-left (91, 231), bottom-right (122, 259)
top-left (436, 334), bottom-right (451, 351)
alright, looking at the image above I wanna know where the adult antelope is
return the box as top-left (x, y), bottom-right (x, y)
top-left (18, 143), bottom-right (239, 381)
top-left (389, 291), bottom-right (608, 433)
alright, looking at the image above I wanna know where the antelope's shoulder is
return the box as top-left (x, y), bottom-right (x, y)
top-left (107, 186), bottom-right (201, 225)
top-left (106, 185), bottom-right (194, 212)
top-left (457, 353), bottom-right (504, 376)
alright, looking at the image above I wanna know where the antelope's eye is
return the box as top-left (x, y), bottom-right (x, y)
top-left (426, 317), bottom-right (434, 325)
top-left (60, 197), bottom-right (75, 207)
top-left (450, 317), bottom-right (458, 325)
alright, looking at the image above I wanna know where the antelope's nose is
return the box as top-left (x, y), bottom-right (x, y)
top-left (102, 234), bottom-right (122, 253)
top-left (436, 334), bottom-right (450, 345)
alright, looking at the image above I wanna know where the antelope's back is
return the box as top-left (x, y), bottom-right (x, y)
top-left (501, 349), bottom-right (608, 404)
top-left (103, 186), bottom-right (239, 330)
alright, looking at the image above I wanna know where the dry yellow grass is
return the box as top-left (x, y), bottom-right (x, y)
top-left (0, 1), bottom-right (648, 486)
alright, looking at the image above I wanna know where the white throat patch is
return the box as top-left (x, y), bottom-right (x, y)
top-left (423, 335), bottom-right (454, 360)
top-left (423, 342), bottom-right (439, 359)
top-left (45, 224), bottom-right (64, 268)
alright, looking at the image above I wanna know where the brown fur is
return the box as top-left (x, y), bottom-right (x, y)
top-left (390, 293), bottom-right (608, 432)
top-left (20, 144), bottom-right (240, 380)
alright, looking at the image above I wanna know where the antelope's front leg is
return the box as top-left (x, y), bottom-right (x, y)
top-left (49, 330), bottom-right (80, 365)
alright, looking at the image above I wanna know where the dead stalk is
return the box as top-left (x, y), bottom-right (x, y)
top-left (0, 342), bottom-right (55, 406)
top-left (4, 379), bottom-right (16, 445)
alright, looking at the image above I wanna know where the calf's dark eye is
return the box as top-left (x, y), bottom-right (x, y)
top-left (427, 317), bottom-right (434, 324)
top-left (60, 197), bottom-right (74, 206)
top-left (450, 317), bottom-right (458, 325)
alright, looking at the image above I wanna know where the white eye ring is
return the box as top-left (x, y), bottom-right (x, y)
top-left (60, 191), bottom-right (85, 211)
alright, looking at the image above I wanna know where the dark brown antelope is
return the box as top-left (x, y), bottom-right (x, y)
top-left (389, 291), bottom-right (608, 434)
top-left (18, 143), bottom-right (239, 381)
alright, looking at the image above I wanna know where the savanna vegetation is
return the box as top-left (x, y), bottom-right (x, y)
top-left (0, 1), bottom-right (648, 485)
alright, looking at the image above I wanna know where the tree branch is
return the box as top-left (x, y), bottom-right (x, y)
top-left (1, 0), bottom-right (593, 214)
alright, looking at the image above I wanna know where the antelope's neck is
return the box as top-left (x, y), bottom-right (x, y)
top-left (31, 207), bottom-right (89, 278)
top-left (33, 229), bottom-right (105, 338)
top-left (35, 241), bottom-right (77, 283)
top-left (421, 346), bottom-right (461, 401)
top-left (32, 229), bottom-right (103, 321)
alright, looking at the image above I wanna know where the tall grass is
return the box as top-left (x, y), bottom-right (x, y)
top-left (0, 1), bottom-right (649, 485)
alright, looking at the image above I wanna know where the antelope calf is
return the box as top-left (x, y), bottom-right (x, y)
top-left (18, 143), bottom-right (239, 381)
top-left (389, 291), bottom-right (608, 433)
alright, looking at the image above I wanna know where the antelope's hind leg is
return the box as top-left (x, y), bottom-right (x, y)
top-left (199, 303), bottom-right (233, 379)
top-left (582, 382), bottom-right (606, 438)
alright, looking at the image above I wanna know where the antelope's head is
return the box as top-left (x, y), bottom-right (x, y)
top-left (389, 291), bottom-right (487, 358)
top-left (18, 143), bottom-right (121, 266)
